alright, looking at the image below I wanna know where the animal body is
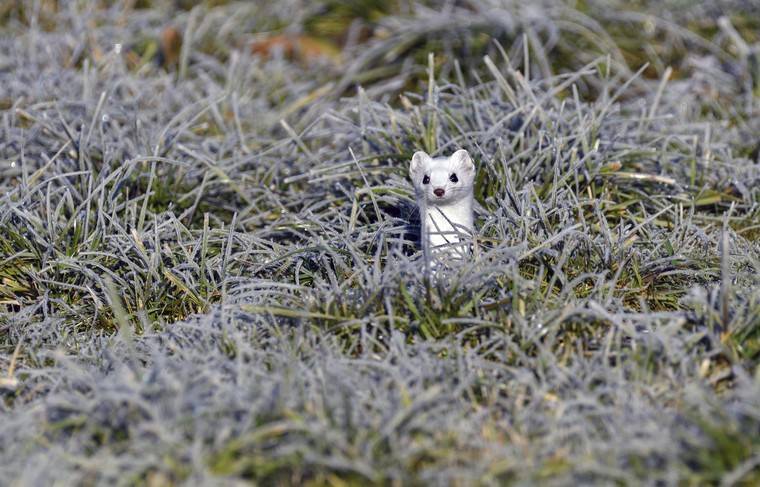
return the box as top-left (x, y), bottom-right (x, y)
top-left (409, 149), bottom-right (475, 263)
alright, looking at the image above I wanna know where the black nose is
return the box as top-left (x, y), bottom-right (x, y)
top-left (433, 188), bottom-right (445, 197)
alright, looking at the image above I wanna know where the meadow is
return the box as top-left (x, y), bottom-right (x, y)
top-left (1, 0), bottom-right (759, 484)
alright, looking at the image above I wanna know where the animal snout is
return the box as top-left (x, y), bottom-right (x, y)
top-left (433, 188), bottom-right (445, 198)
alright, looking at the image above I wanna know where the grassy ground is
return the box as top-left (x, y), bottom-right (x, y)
top-left (1, 0), bottom-right (759, 484)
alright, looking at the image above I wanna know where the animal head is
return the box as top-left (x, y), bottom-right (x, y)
top-left (409, 149), bottom-right (475, 205)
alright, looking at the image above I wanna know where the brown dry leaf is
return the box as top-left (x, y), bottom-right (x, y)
top-left (161, 26), bottom-right (183, 68)
top-left (250, 34), bottom-right (341, 66)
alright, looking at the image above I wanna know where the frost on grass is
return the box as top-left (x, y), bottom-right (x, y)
top-left (1, 1), bottom-right (760, 485)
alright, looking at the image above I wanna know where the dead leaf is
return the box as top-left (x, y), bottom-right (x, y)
top-left (250, 34), bottom-right (341, 66)
top-left (160, 26), bottom-right (183, 67)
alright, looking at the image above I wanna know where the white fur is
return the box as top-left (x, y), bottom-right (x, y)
top-left (410, 149), bottom-right (475, 262)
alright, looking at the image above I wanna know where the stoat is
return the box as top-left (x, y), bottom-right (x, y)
top-left (409, 149), bottom-right (475, 264)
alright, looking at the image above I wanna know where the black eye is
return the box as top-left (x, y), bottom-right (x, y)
top-left (422, 175), bottom-right (430, 185)
top-left (449, 173), bottom-right (458, 183)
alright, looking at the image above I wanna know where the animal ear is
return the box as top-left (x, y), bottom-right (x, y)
top-left (410, 151), bottom-right (431, 177)
top-left (451, 149), bottom-right (474, 173)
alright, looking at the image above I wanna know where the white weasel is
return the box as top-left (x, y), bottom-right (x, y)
top-left (409, 149), bottom-right (475, 263)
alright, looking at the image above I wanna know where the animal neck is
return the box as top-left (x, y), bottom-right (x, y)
top-left (423, 196), bottom-right (473, 230)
